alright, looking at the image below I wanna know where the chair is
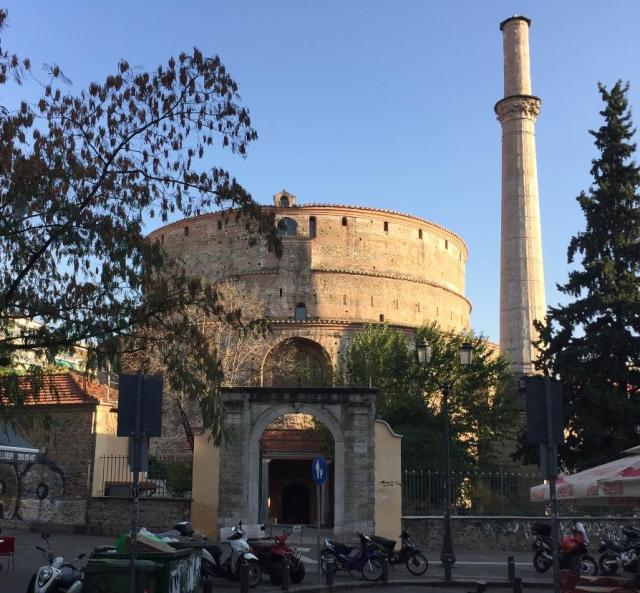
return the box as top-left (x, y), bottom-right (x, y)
top-left (0, 535), bottom-right (15, 572)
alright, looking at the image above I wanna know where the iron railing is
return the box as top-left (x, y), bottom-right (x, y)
top-left (402, 468), bottom-right (541, 516)
top-left (98, 455), bottom-right (193, 499)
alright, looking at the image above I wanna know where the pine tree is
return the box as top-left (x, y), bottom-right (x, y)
top-left (535, 81), bottom-right (640, 471)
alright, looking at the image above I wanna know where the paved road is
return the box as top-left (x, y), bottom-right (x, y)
top-left (0, 529), bottom-right (553, 593)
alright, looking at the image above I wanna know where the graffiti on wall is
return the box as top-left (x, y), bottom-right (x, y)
top-left (0, 456), bottom-right (69, 521)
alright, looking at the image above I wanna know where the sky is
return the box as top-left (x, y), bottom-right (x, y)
top-left (3, 1), bottom-right (640, 342)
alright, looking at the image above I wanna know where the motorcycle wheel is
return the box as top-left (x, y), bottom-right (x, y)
top-left (361, 557), bottom-right (384, 581)
top-left (533, 551), bottom-right (551, 573)
top-left (406, 552), bottom-right (428, 576)
top-left (247, 559), bottom-right (262, 588)
top-left (581, 555), bottom-right (598, 577)
top-left (270, 560), bottom-right (284, 586)
top-left (320, 551), bottom-right (338, 574)
top-left (290, 560), bottom-right (306, 584)
top-left (598, 552), bottom-right (619, 575)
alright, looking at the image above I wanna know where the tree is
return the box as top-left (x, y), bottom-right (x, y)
top-left (0, 10), bottom-right (280, 439)
top-left (533, 81), bottom-right (640, 471)
top-left (347, 323), bottom-right (514, 471)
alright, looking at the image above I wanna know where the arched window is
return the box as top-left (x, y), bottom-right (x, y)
top-left (309, 216), bottom-right (317, 238)
top-left (280, 196), bottom-right (290, 207)
top-left (341, 217), bottom-right (348, 227)
top-left (277, 217), bottom-right (298, 237)
top-left (295, 302), bottom-right (307, 321)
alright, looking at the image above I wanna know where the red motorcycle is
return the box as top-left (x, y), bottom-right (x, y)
top-left (248, 533), bottom-right (306, 585)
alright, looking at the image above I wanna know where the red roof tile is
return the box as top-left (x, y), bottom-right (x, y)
top-left (0, 373), bottom-right (106, 406)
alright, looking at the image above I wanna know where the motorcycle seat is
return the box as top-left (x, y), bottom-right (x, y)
top-left (326, 539), bottom-right (353, 554)
top-left (247, 539), bottom-right (273, 552)
top-left (372, 536), bottom-right (396, 551)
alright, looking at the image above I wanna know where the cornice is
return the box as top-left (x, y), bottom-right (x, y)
top-left (147, 203), bottom-right (468, 255)
top-left (494, 95), bottom-right (541, 122)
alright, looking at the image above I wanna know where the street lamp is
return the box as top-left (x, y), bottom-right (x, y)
top-left (417, 338), bottom-right (473, 580)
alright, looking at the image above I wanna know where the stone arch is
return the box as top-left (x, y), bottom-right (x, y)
top-left (247, 402), bottom-right (345, 532)
top-left (261, 337), bottom-right (332, 387)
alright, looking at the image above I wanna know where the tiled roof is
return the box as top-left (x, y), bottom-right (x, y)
top-left (0, 373), bottom-right (106, 406)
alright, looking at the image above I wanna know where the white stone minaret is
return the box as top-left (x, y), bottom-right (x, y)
top-left (495, 16), bottom-right (546, 376)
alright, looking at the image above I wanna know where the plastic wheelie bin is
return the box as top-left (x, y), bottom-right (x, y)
top-left (84, 558), bottom-right (160, 593)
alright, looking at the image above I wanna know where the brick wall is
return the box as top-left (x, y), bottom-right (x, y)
top-left (150, 205), bottom-right (470, 334)
top-left (0, 405), bottom-right (95, 525)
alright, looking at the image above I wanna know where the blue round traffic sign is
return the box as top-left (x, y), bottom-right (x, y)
top-left (312, 456), bottom-right (328, 485)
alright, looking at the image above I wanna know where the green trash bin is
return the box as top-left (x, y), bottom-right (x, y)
top-left (91, 548), bottom-right (201, 593)
top-left (84, 558), bottom-right (159, 593)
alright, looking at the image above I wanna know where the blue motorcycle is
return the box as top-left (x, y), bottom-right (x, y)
top-left (320, 533), bottom-right (384, 581)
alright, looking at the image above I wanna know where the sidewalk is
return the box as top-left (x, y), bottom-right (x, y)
top-left (0, 528), bottom-right (552, 593)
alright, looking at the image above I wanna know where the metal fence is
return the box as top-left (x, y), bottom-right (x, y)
top-left (402, 468), bottom-right (541, 516)
top-left (97, 455), bottom-right (193, 499)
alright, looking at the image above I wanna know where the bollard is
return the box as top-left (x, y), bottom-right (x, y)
top-left (239, 559), bottom-right (249, 593)
top-left (476, 581), bottom-right (487, 593)
top-left (507, 556), bottom-right (515, 581)
top-left (443, 555), bottom-right (452, 583)
top-left (325, 556), bottom-right (335, 587)
top-left (512, 577), bottom-right (522, 593)
top-left (381, 556), bottom-right (389, 583)
top-left (281, 560), bottom-right (290, 592)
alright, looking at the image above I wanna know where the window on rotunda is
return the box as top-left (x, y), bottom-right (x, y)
top-left (295, 302), bottom-right (307, 321)
top-left (309, 216), bottom-right (317, 238)
top-left (277, 217), bottom-right (298, 237)
top-left (280, 196), bottom-right (290, 207)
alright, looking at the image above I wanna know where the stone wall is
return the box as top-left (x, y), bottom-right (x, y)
top-left (403, 516), bottom-right (640, 552)
top-left (0, 405), bottom-right (96, 525)
top-left (87, 497), bottom-right (191, 536)
top-left (149, 202), bottom-right (471, 338)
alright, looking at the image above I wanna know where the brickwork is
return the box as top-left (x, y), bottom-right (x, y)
top-left (0, 405), bottom-right (96, 525)
top-left (149, 200), bottom-right (471, 374)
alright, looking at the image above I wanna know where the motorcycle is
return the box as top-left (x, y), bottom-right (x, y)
top-left (371, 529), bottom-right (428, 575)
top-left (598, 526), bottom-right (640, 575)
top-left (26, 531), bottom-right (85, 593)
top-left (320, 532), bottom-right (385, 581)
top-left (531, 522), bottom-right (598, 576)
top-left (247, 532), bottom-right (306, 585)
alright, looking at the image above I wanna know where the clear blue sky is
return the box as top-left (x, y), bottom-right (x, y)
top-left (4, 1), bottom-right (640, 342)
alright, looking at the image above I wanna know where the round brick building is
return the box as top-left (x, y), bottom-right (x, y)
top-left (150, 190), bottom-right (471, 385)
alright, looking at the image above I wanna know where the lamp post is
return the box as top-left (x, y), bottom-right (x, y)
top-left (417, 338), bottom-right (473, 580)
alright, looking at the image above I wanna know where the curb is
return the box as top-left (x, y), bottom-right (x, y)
top-left (280, 579), bottom-right (552, 593)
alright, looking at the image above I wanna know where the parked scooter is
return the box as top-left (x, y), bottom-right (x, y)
top-left (26, 532), bottom-right (85, 593)
top-left (371, 530), bottom-right (428, 575)
top-left (210, 523), bottom-right (262, 587)
top-left (248, 532), bottom-right (306, 585)
top-left (598, 526), bottom-right (640, 575)
top-left (320, 533), bottom-right (384, 581)
top-left (531, 522), bottom-right (598, 576)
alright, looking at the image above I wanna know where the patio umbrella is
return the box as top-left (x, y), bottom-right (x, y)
top-left (0, 422), bottom-right (38, 463)
top-left (530, 455), bottom-right (640, 506)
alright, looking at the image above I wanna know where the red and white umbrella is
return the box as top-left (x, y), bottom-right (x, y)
top-left (530, 454), bottom-right (640, 506)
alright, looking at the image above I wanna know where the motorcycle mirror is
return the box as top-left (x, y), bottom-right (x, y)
top-left (41, 531), bottom-right (50, 540)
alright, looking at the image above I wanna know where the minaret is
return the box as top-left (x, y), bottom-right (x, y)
top-left (495, 16), bottom-right (546, 376)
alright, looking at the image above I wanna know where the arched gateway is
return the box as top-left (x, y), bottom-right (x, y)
top-left (217, 386), bottom-right (376, 537)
